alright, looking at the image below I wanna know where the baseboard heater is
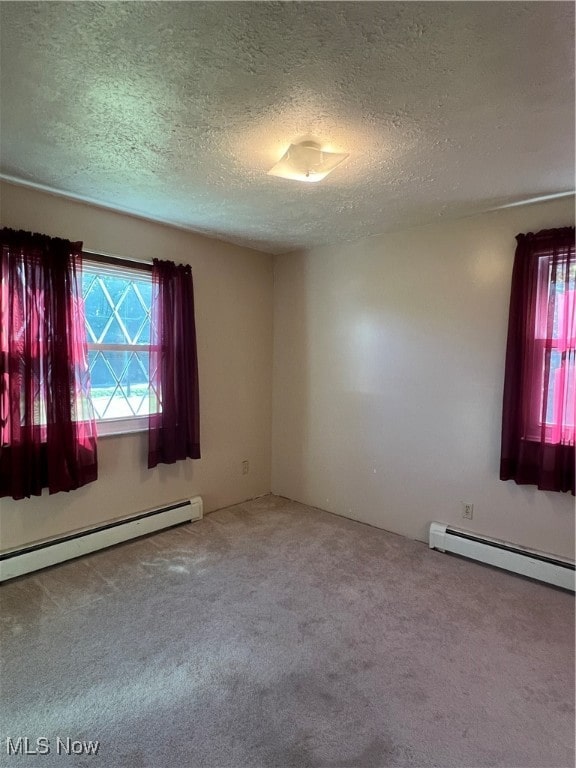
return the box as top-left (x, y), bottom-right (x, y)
top-left (429, 522), bottom-right (574, 591)
top-left (0, 496), bottom-right (203, 583)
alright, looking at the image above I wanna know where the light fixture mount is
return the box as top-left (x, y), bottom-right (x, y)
top-left (268, 140), bottom-right (349, 183)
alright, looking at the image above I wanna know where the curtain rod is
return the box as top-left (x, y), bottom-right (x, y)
top-left (83, 248), bottom-right (153, 271)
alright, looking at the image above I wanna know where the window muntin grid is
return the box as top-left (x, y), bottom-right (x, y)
top-left (82, 261), bottom-right (158, 430)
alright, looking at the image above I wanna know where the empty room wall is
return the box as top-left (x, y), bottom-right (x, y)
top-left (272, 196), bottom-right (575, 559)
top-left (0, 181), bottom-right (274, 551)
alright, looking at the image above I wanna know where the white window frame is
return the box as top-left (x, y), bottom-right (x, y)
top-left (82, 255), bottom-right (155, 437)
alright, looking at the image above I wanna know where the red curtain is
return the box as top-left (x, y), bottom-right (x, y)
top-left (0, 228), bottom-right (98, 499)
top-left (500, 227), bottom-right (575, 494)
top-left (148, 258), bottom-right (200, 468)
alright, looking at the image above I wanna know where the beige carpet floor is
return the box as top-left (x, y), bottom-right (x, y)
top-left (0, 495), bottom-right (574, 768)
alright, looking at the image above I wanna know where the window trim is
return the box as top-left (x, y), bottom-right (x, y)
top-left (97, 415), bottom-right (148, 438)
top-left (82, 250), bottom-right (152, 273)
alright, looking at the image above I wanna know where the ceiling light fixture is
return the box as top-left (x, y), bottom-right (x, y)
top-left (268, 140), bottom-right (349, 183)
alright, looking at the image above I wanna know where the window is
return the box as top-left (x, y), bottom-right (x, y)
top-left (1, 231), bottom-right (200, 497)
top-left (531, 255), bottom-right (575, 443)
top-left (82, 257), bottom-right (157, 435)
top-left (500, 227), bottom-right (575, 494)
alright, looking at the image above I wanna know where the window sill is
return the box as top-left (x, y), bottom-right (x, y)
top-left (96, 416), bottom-right (148, 438)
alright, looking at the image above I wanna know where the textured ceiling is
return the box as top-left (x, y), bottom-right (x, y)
top-left (0, 2), bottom-right (574, 255)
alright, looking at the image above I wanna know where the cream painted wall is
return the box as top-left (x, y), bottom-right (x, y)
top-left (272, 197), bottom-right (576, 559)
top-left (0, 181), bottom-right (273, 551)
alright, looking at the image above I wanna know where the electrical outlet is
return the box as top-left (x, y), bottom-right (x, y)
top-left (242, 460), bottom-right (249, 475)
top-left (462, 502), bottom-right (474, 520)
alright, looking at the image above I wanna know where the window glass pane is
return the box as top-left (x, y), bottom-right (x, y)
top-left (88, 351), bottom-right (118, 419)
top-left (89, 351), bottom-right (150, 419)
top-left (83, 275), bottom-right (113, 343)
top-left (131, 351), bottom-right (152, 415)
top-left (138, 280), bottom-right (152, 307)
top-left (102, 275), bottom-right (131, 307)
top-left (544, 350), bottom-right (563, 424)
top-left (104, 314), bottom-right (130, 344)
top-left (83, 260), bottom-right (154, 425)
top-left (89, 350), bottom-right (117, 390)
top-left (119, 283), bottom-right (150, 344)
top-left (82, 269), bottom-right (152, 346)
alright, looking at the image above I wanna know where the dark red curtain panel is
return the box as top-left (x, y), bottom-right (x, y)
top-left (148, 258), bottom-right (200, 468)
top-left (500, 227), bottom-right (575, 494)
top-left (0, 228), bottom-right (98, 499)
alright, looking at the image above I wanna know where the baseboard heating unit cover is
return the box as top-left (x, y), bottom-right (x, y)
top-left (0, 496), bottom-right (203, 582)
top-left (429, 522), bottom-right (574, 591)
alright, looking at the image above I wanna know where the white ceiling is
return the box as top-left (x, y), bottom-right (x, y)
top-left (0, 2), bottom-right (574, 255)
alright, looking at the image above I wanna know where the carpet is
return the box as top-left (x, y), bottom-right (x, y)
top-left (1, 495), bottom-right (574, 767)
